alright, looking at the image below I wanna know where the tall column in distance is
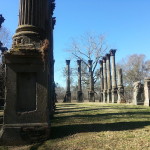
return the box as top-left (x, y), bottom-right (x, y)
top-left (106, 54), bottom-right (112, 103)
top-left (117, 68), bottom-right (124, 103)
top-left (64, 60), bottom-right (71, 102)
top-left (110, 49), bottom-right (118, 103)
top-left (88, 60), bottom-right (95, 102)
top-left (99, 60), bottom-right (104, 102)
top-left (77, 60), bottom-right (83, 102)
top-left (103, 57), bottom-right (107, 103)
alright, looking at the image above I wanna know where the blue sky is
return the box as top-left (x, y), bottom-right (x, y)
top-left (1, 0), bottom-right (150, 86)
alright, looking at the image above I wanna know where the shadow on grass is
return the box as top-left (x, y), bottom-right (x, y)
top-left (50, 121), bottom-right (150, 139)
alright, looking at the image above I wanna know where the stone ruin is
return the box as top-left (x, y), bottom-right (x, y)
top-left (132, 78), bottom-right (150, 106)
top-left (0, 0), bottom-right (56, 145)
top-left (63, 49), bottom-right (125, 103)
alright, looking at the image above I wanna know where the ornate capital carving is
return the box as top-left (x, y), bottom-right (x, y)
top-left (66, 60), bottom-right (70, 65)
top-left (51, 0), bottom-right (56, 16)
top-left (110, 49), bottom-right (117, 56)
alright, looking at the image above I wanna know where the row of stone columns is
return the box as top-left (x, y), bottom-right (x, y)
top-left (100, 49), bottom-right (124, 103)
top-left (64, 49), bottom-right (124, 103)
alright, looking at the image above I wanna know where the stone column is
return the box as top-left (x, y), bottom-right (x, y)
top-left (106, 54), bottom-right (112, 103)
top-left (117, 68), bottom-right (124, 103)
top-left (88, 60), bottom-right (95, 102)
top-left (0, 0), bottom-right (53, 145)
top-left (99, 60), bottom-right (104, 102)
top-left (64, 60), bottom-right (71, 102)
top-left (133, 81), bottom-right (144, 105)
top-left (103, 57), bottom-right (107, 103)
top-left (144, 78), bottom-right (150, 106)
top-left (110, 49), bottom-right (118, 103)
top-left (12, 0), bottom-right (50, 50)
top-left (77, 60), bottom-right (83, 102)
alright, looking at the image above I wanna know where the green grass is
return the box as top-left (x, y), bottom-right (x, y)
top-left (31, 103), bottom-right (150, 150)
top-left (1, 103), bottom-right (150, 150)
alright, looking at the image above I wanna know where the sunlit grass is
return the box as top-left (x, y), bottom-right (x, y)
top-left (30, 103), bottom-right (150, 150)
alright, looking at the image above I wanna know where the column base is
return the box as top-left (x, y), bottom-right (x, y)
top-left (99, 92), bottom-right (103, 102)
top-left (112, 88), bottom-right (118, 103)
top-left (88, 91), bottom-right (95, 102)
top-left (0, 123), bottom-right (50, 146)
top-left (107, 90), bottom-right (112, 103)
top-left (64, 91), bottom-right (71, 103)
top-left (77, 91), bottom-right (83, 102)
top-left (103, 91), bottom-right (107, 103)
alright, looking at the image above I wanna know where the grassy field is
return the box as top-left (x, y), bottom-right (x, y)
top-left (30, 103), bottom-right (150, 150)
top-left (1, 103), bottom-right (150, 150)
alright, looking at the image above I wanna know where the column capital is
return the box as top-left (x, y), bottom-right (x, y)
top-left (88, 60), bottom-right (93, 65)
top-left (106, 54), bottom-right (110, 60)
top-left (77, 60), bottom-right (82, 65)
top-left (99, 60), bottom-right (103, 66)
top-left (102, 57), bottom-right (106, 63)
top-left (66, 60), bottom-right (70, 65)
top-left (110, 49), bottom-right (117, 56)
top-left (51, 0), bottom-right (56, 16)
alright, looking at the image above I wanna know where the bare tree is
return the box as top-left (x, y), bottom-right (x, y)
top-left (0, 26), bottom-right (12, 49)
top-left (66, 32), bottom-right (108, 95)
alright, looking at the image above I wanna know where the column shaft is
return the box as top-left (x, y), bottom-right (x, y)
top-left (117, 68), bottom-right (124, 103)
top-left (103, 57), bottom-right (107, 103)
top-left (77, 60), bottom-right (83, 102)
top-left (110, 49), bottom-right (118, 103)
top-left (88, 60), bottom-right (95, 102)
top-left (106, 54), bottom-right (112, 103)
top-left (99, 60), bottom-right (104, 102)
top-left (64, 60), bottom-right (71, 102)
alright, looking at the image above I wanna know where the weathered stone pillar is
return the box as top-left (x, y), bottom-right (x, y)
top-left (106, 54), bottom-right (112, 103)
top-left (110, 49), bottom-right (118, 103)
top-left (77, 60), bottom-right (83, 102)
top-left (64, 60), bottom-right (71, 102)
top-left (88, 60), bottom-right (95, 102)
top-left (117, 68), bottom-right (124, 103)
top-left (133, 81), bottom-right (144, 105)
top-left (99, 60), bottom-right (104, 102)
top-left (103, 57), bottom-right (107, 103)
top-left (0, 0), bottom-right (53, 145)
top-left (144, 78), bottom-right (150, 106)
top-left (12, 0), bottom-right (50, 50)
